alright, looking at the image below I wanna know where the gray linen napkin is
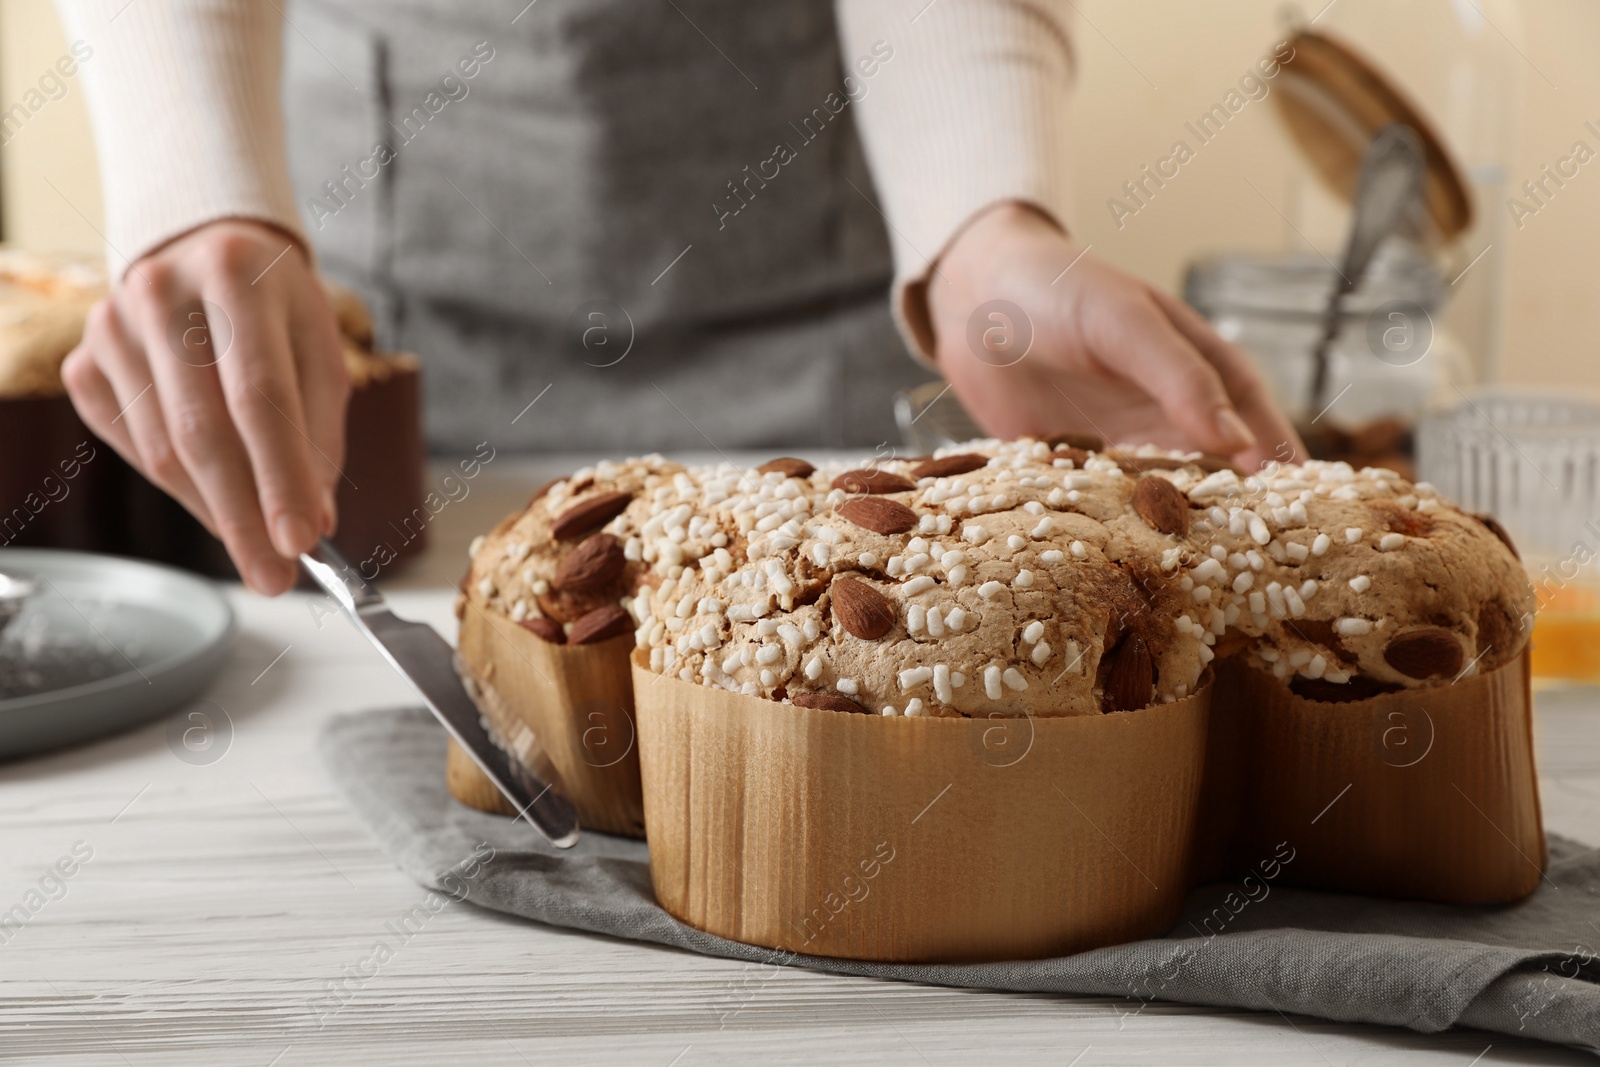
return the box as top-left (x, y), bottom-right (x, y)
top-left (319, 708), bottom-right (1600, 1053)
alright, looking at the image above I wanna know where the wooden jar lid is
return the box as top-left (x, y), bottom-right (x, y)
top-left (1275, 28), bottom-right (1474, 243)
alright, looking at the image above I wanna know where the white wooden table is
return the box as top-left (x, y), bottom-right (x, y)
top-left (2, 457), bottom-right (1597, 1066)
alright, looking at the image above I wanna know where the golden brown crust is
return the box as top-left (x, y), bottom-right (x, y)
top-left (463, 439), bottom-right (1532, 719)
top-left (323, 280), bottom-right (374, 349)
top-left (0, 250), bottom-right (105, 399)
top-left (343, 341), bottom-right (419, 389)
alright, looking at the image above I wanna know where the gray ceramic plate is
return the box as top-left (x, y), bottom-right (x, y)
top-left (0, 549), bottom-right (236, 761)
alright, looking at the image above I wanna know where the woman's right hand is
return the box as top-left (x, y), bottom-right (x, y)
top-left (62, 219), bottom-right (350, 595)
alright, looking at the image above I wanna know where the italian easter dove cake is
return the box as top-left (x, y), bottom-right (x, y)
top-left (453, 436), bottom-right (1542, 962)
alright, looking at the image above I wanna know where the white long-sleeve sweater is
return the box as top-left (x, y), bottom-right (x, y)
top-left (54, 0), bottom-right (1075, 362)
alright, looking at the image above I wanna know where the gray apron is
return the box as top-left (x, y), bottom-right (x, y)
top-left (282, 0), bottom-right (933, 453)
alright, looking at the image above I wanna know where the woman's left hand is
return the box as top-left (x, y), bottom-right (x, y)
top-left (927, 202), bottom-right (1303, 472)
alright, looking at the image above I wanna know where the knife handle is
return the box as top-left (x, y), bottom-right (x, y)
top-left (299, 539), bottom-right (384, 615)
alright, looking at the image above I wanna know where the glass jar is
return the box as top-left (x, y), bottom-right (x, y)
top-left (1305, 0), bottom-right (1524, 382)
top-left (1184, 241), bottom-right (1467, 477)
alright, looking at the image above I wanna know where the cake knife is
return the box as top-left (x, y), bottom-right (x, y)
top-left (300, 539), bottom-right (580, 848)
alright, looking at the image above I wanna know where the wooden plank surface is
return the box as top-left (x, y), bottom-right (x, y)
top-left (1, 456), bottom-right (1595, 1065)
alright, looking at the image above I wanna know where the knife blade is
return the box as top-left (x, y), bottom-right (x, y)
top-left (300, 539), bottom-right (579, 848)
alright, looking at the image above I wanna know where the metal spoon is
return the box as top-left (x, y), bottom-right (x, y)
top-left (0, 571), bottom-right (39, 637)
top-left (1306, 122), bottom-right (1426, 415)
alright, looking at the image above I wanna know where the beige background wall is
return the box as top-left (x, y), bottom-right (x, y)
top-left (3, 0), bottom-right (1595, 388)
top-left (1, 1), bottom-right (101, 253)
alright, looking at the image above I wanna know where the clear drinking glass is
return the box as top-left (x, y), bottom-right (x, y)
top-left (1417, 388), bottom-right (1600, 683)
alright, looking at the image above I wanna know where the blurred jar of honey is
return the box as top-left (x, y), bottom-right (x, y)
top-left (1529, 584), bottom-right (1600, 683)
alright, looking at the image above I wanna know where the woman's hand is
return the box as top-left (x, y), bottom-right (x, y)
top-left (62, 219), bottom-right (350, 594)
top-left (928, 202), bottom-right (1302, 471)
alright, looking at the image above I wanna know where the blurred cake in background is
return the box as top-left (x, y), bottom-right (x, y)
top-left (0, 248), bottom-right (427, 580)
top-left (0, 251), bottom-right (118, 554)
top-left (0, 250), bottom-right (104, 399)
